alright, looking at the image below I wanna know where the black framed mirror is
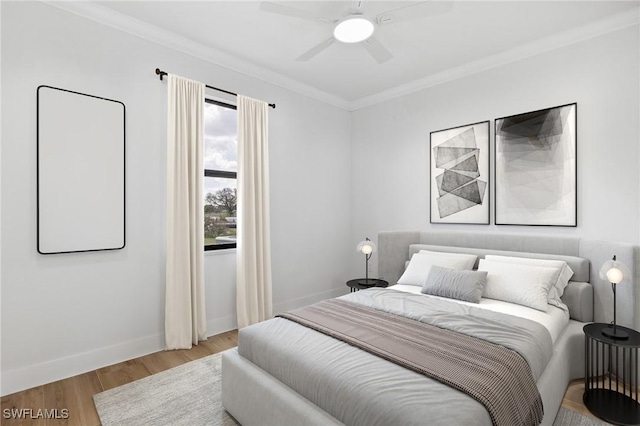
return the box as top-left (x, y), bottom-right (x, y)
top-left (37, 85), bottom-right (125, 254)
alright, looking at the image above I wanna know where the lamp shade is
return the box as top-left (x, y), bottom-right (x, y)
top-left (599, 256), bottom-right (631, 284)
top-left (357, 239), bottom-right (377, 255)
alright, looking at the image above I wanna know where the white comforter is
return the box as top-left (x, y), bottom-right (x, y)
top-left (238, 288), bottom-right (568, 426)
top-left (391, 284), bottom-right (569, 343)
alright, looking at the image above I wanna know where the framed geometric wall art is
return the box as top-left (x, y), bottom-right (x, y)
top-left (430, 121), bottom-right (490, 224)
top-left (495, 103), bottom-right (576, 226)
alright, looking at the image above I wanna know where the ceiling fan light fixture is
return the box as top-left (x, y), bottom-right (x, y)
top-left (333, 15), bottom-right (374, 43)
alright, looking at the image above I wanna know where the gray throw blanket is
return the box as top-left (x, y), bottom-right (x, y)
top-left (278, 298), bottom-right (544, 426)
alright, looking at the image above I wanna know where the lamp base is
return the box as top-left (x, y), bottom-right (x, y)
top-left (602, 326), bottom-right (629, 341)
top-left (357, 279), bottom-right (377, 287)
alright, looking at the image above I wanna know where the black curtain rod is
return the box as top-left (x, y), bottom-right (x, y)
top-left (155, 68), bottom-right (275, 109)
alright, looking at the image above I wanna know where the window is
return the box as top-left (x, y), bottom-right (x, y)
top-left (204, 99), bottom-right (237, 251)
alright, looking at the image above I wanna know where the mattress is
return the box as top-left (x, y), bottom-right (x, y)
top-left (238, 288), bottom-right (568, 426)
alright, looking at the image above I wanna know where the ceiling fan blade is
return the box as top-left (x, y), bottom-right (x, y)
top-left (296, 38), bottom-right (335, 62)
top-left (362, 36), bottom-right (392, 64)
top-left (376, 1), bottom-right (454, 25)
top-left (260, 2), bottom-right (329, 22)
top-left (351, 0), bottom-right (367, 12)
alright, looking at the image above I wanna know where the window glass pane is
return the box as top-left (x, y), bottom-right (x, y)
top-left (204, 102), bottom-right (237, 172)
top-left (204, 177), bottom-right (237, 246)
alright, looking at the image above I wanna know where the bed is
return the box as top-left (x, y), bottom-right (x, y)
top-left (221, 231), bottom-right (640, 426)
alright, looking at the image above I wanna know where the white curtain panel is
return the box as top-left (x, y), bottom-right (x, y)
top-left (165, 75), bottom-right (207, 349)
top-left (236, 95), bottom-right (273, 329)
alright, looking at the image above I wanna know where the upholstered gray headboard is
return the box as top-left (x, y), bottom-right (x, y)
top-left (378, 231), bottom-right (640, 330)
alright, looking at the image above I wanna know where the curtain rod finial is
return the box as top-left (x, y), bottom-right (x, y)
top-left (155, 68), bottom-right (166, 81)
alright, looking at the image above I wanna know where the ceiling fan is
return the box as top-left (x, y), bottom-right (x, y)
top-left (260, 1), bottom-right (454, 64)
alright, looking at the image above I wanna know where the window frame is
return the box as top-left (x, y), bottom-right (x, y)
top-left (204, 98), bottom-right (237, 252)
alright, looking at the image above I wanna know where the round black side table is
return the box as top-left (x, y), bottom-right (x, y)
top-left (346, 278), bottom-right (389, 293)
top-left (583, 322), bottom-right (640, 426)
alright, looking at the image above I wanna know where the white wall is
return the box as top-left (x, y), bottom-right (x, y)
top-left (350, 26), bottom-right (640, 278)
top-left (3, 1), bottom-right (638, 397)
top-left (1, 1), bottom-right (351, 395)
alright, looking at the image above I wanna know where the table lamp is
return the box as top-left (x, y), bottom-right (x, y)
top-left (356, 238), bottom-right (377, 286)
top-left (599, 255), bottom-right (631, 340)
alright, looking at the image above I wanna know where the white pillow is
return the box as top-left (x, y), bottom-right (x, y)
top-left (478, 259), bottom-right (557, 312)
top-left (484, 255), bottom-right (574, 309)
top-left (397, 252), bottom-right (478, 286)
top-left (419, 250), bottom-right (478, 269)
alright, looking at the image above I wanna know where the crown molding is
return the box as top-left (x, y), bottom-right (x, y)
top-left (40, 2), bottom-right (638, 112)
top-left (40, 1), bottom-right (352, 111)
top-left (349, 7), bottom-right (639, 111)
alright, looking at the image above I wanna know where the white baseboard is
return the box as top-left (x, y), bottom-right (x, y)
top-left (1, 287), bottom-right (346, 396)
top-left (1, 333), bottom-right (164, 396)
top-left (273, 286), bottom-right (348, 314)
top-left (206, 314), bottom-right (237, 337)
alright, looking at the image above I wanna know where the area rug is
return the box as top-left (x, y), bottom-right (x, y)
top-left (93, 353), bottom-right (238, 426)
top-left (553, 408), bottom-right (612, 426)
top-left (95, 351), bottom-right (610, 426)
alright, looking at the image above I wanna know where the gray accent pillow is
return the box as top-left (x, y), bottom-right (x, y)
top-left (421, 265), bottom-right (488, 303)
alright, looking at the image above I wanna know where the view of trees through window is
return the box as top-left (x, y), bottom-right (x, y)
top-left (204, 100), bottom-right (237, 250)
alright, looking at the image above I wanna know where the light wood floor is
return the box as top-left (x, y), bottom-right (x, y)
top-left (1, 330), bottom-right (238, 426)
top-left (1, 329), bottom-right (601, 425)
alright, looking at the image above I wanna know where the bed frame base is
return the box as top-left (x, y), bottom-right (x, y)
top-left (221, 348), bottom-right (342, 426)
top-left (222, 321), bottom-right (586, 426)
